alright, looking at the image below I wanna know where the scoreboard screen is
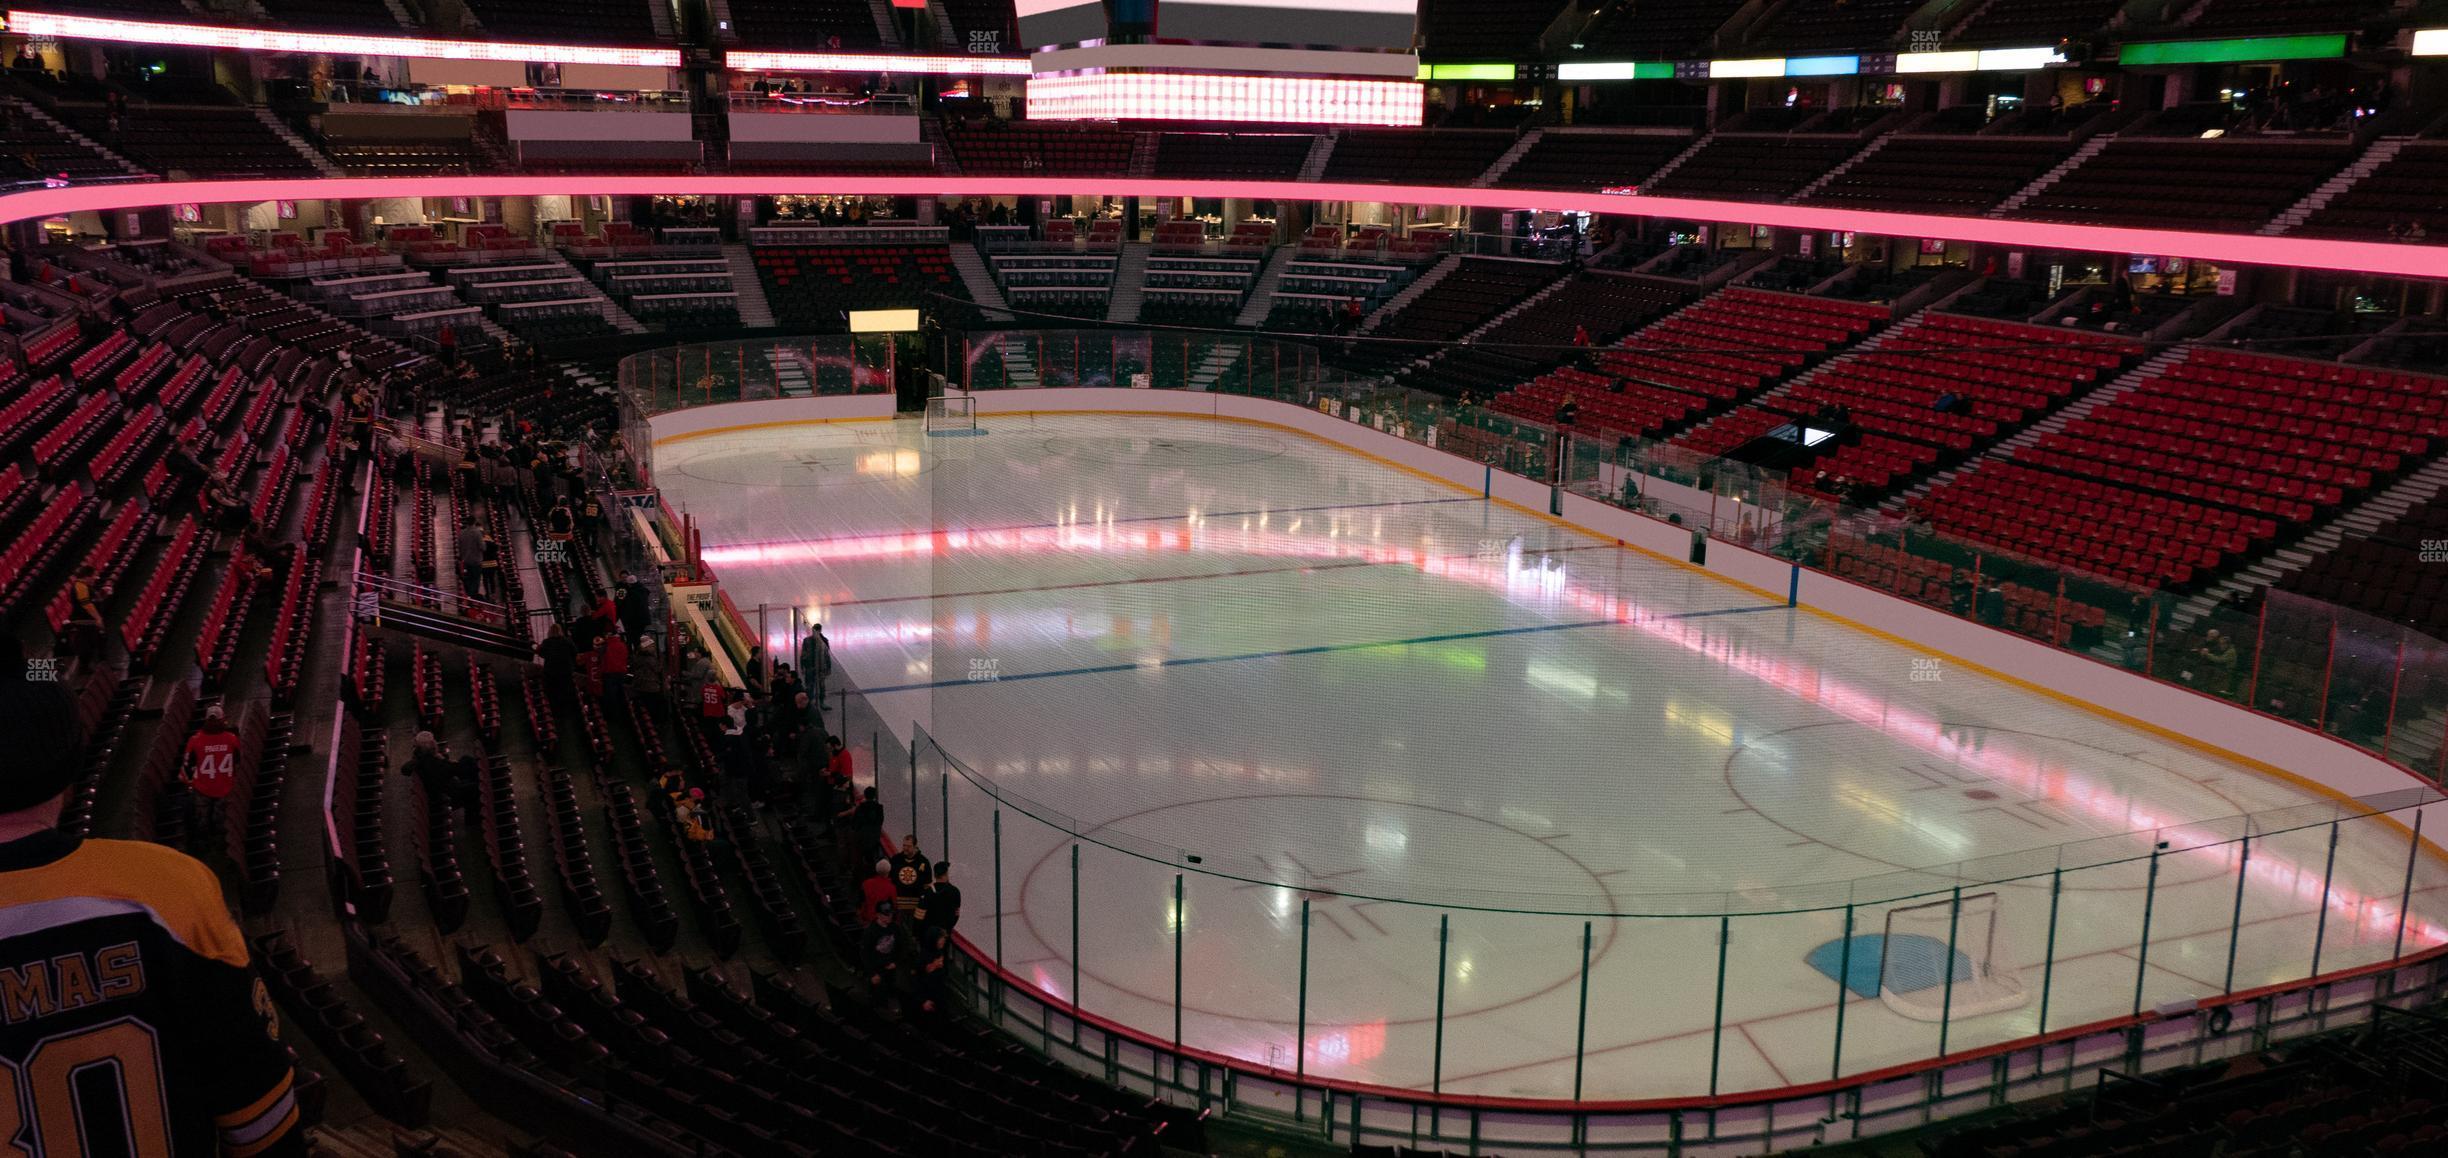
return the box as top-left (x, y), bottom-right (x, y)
top-left (1016, 0), bottom-right (1419, 53)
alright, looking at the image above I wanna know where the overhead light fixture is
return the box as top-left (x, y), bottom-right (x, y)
top-left (3, 9), bottom-right (681, 67)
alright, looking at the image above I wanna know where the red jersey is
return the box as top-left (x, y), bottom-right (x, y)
top-left (601, 635), bottom-right (630, 677)
top-left (859, 875), bottom-right (896, 921)
top-left (827, 749), bottom-right (854, 785)
top-left (184, 728), bottom-right (241, 799)
top-left (700, 682), bottom-right (727, 718)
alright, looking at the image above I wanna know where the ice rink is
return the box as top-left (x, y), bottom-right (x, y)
top-left (661, 411), bottom-right (2448, 1101)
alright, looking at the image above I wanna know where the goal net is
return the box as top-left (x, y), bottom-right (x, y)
top-left (1879, 892), bottom-right (2028, 1022)
top-left (924, 394), bottom-right (978, 435)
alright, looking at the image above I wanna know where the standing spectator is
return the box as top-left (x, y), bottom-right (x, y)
top-left (537, 623), bottom-right (577, 714)
top-left (859, 905), bottom-right (901, 1007)
top-left (859, 858), bottom-right (896, 922)
top-left (579, 489), bottom-right (607, 555)
top-left (478, 532), bottom-right (503, 601)
top-left (912, 918), bottom-right (952, 1017)
top-left (889, 835), bottom-right (932, 924)
top-left (919, 861), bottom-right (961, 934)
top-left (2196, 629), bottom-right (2240, 698)
top-left (839, 785), bottom-right (884, 873)
top-left (825, 734), bottom-right (854, 797)
top-left (546, 497), bottom-right (576, 545)
top-left (798, 624), bottom-right (832, 697)
top-left (180, 704), bottom-right (241, 859)
top-left (617, 571), bottom-right (652, 643)
top-left (698, 674), bottom-right (730, 749)
top-left (598, 630), bottom-right (630, 711)
top-left (456, 520), bottom-right (484, 596)
top-left (633, 634), bottom-right (667, 725)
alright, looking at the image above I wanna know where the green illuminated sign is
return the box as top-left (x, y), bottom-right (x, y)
top-left (2118, 35), bottom-right (2348, 66)
top-left (1423, 63), bottom-right (1517, 81)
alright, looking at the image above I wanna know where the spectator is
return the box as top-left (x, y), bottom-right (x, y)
top-left (826, 734), bottom-right (854, 795)
top-left (65, 563), bottom-right (107, 660)
top-left (401, 729), bottom-right (468, 830)
top-left (839, 785), bottom-right (884, 873)
top-left (797, 625), bottom-right (832, 697)
top-left (654, 765), bottom-right (689, 817)
top-left (537, 623), bottom-right (577, 713)
top-left (919, 861), bottom-right (961, 933)
top-left (478, 532), bottom-right (502, 601)
top-left (456, 520), bottom-right (484, 596)
top-left (859, 905), bottom-right (901, 1006)
top-left (673, 790), bottom-right (715, 844)
top-left (2197, 629), bottom-right (2240, 697)
top-left (617, 571), bottom-right (651, 643)
top-left (633, 634), bottom-right (668, 725)
top-left (913, 918), bottom-right (952, 1016)
top-left (180, 704), bottom-right (241, 858)
top-left (698, 673), bottom-right (730, 749)
top-left (860, 858), bottom-right (896, 922)
top-left (599, 631), bottom-right (630, 710)
top-left (889, 835), bottom-right (932, 924)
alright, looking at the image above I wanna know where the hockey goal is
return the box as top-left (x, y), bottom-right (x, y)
top-left (924, 394), bottom-right (978, 436)
top-left (1879, 892), bottom-right (2029, 1022)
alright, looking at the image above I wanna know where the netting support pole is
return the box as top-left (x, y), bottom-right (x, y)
top-left (1431, 914), bottom-right (1450, 1108)
top-left (2311, 820), bottom-right (2341, 977)
top-left (1938, 886), bottom-right (1964, 1057)
top-left (1296, 899), bottom-right (1311, 1094)
top-left (991, 810), bottom-right (1003, 965)
top-left (1831, 903), bottom-right (1854, 1081)
top-left (938, 760), bottom-right (949, 863)
top-left (2132, 844), bottom-right (2163, 1017)
top-left (2223, 830), bottom-right (2253, 994)
top-left (2395, 811), bottom-right (2424, 962)
top-left (2037, 867), bottom-right (2062, 1042)
top-left (1069, 842), bottom-right (1080, 1046)
top-left (2316, 613), bottom-right (2338, 729)
top-left (1708, 915), bottom-right (1730, 1097)
top-left (2247, 599), bottom-right (2269, 704)
top-left (1172, 873), bottom-right (1184, 1050)
top-left (908, 732), bottom-right (919, 835)
top-left (1572, 920), bottom-right (1591, 1101)
top-left (2382, 634), bottom-right (2407, 762)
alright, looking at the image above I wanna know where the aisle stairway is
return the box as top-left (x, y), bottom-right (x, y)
top-left (1235, 246), bottom-right (1301, 327)
top-left (1105, 242), bottom-right (1150, 323)
top-left (2175, 454), bottom-right (2448, 627)
top-left (949, 244), bottom-right (1015, 322)
top-left (720, 243), bottom-right (777, 328)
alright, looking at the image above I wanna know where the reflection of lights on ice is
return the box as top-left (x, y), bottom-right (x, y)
top-left (702, 505), bottom-right (2448, 950)
top-left (1501, 539), bottom-right (1567, 597)
top-left (1306, 1021), bottom-right (1387, 1066)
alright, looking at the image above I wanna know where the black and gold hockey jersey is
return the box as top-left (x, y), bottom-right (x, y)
top-left (0, 829), bottom-right (300, 1157)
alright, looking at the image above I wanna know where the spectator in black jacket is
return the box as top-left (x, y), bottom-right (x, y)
top-left (537, 623), bottom-right (577, 713)
top-left (859, 905), bottom-right (902, 1007)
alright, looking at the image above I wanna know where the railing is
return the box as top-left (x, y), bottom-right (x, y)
top-left (614, 335), bottom-right (902, 421)
top-left (604, 328), bottom-right (2448, 1151)
top-left (726, 90), bottom-right (917, 116)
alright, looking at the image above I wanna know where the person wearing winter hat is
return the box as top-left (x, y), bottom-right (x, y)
top-left (0, 674), bottom-right (305, 1155)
